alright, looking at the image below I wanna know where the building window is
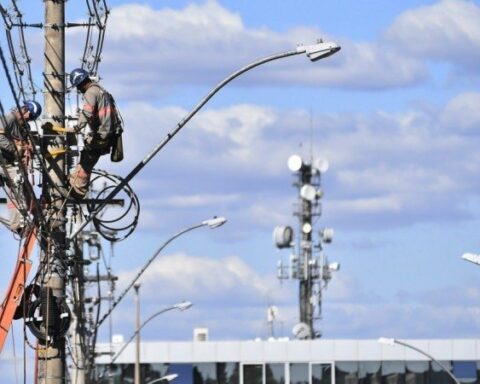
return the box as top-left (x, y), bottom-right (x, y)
top-left (266, 363), bottom-right (285, 384)
top-left (169, 364), bottom-right (194, 384)
top-left (193, 362), bottom-right (239, 384)
top-left (430, 361), bottom-right (453, 384)
top-left (312, 363), bottom-right (333, 384)
top-left (335, 362), bottom-right (359, 384)
top-left (144, 363), bottom-right (170, 383)
top-left (289, 363), bottom-right (309, 384)
top-left (358, 362), bottom-right (381, 384)
top-left (243, 364), bottom-right (263, 384)
top-left (452, 361), bottom-right (477, 383)
top-left (382, 361), bottom-right (406, 384)
top-left (405, 361), bottom-right (429, 384)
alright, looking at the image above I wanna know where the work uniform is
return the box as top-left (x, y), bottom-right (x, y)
top-left (0, 113), bottom-right (29, 233)
top-left (69, 82), bottom-right (116, 198)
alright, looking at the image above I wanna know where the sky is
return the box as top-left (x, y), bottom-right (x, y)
top-left (1, 0), bottom-right (480, 380)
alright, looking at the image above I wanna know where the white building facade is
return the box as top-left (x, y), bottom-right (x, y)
top-left (95, 339), bottom-right (480, 384)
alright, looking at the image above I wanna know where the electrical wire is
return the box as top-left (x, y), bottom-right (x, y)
top-left (86, 169), bottom-right (140, 242)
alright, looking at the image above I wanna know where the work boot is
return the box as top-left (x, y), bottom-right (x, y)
top-left (68, 165), bottom-right (90, 199)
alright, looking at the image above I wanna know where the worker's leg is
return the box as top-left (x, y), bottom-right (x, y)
top-left (68, 149), bottom-right (101, 199)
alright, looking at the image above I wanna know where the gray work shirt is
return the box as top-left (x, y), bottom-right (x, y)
top-left (0, 113), bottom-right (26, 164)
top-left (77, 83), bottom-right (116, 140)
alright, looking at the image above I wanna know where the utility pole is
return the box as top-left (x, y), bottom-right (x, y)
top-left (38, 1), bottom-right (67, 383)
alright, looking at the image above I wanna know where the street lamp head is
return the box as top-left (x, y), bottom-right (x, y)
top-left (378, 337), bottom-right (396, 346)
top-left (146, 373), bottom-right (179, 384)
top-left (202, 216), bottom-right (227, 229)
top-left (297, 39), bottom-right (341, 62)
top-left (462, 253), bottom-right (480, 265)
top-left (174, 301), bottom-right (193, 311)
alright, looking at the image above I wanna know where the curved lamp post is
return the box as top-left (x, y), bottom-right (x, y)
top-left (147, 374), bottom-right (179, 384)
top-left (378, 337), bottom-right (460, 384)
top-left (95, 216), bottom-right (226, 329)
top-left (111, 301), bottom-right (192, 365)
top-left (69, 40), bottom-right (341, 240)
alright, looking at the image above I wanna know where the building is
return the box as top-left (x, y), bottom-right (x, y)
top-left (95, 338), bottom-right (480, 383)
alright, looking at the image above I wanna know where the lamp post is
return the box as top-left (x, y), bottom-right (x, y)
top-left (68, 40), bottom-right (341, 240)
top-left (134, 283), bottom-right (141, 384)
top-left (111, 301), bottom-right (192, 365)
top-left (378, 338), bottom-right (461, 384)
top-left (95, 217), bottom-right (226, 329)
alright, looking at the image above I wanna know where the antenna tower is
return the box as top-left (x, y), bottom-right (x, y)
top-left (273, 154), bottom-right (339, 339)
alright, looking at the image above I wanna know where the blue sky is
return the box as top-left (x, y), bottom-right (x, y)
top-left (1, 0), bottom-right (480, 379)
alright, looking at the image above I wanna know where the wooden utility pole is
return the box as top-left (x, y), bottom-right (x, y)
top-left (38, 1), bottom-right (67, 383)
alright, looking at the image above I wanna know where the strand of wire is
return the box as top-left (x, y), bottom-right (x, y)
top-left (0, 2), bottom-right (38, 101)
top-left (82, 0), bottom-right (109, 76)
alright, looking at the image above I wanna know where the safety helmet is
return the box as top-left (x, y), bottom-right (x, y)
top-left (70, 68), bottom-right (90, 87)
top-left (23, 100), bottom-right (42, 120)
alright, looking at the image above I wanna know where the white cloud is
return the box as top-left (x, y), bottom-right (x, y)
top-left (385, 0), bottom-right (480, 72)
top-left (110, 254), bottom-right (480, 339)
top-left (165, 193), bottom-right (241, 208)
top-left (97, 90), bottom-right (480, 234)
top-left (440, 92), bottom-right (480, 133)
top-left (99, 1), bottom-right (431, 96)
top-left (117, 252), bottom-right (281, 305)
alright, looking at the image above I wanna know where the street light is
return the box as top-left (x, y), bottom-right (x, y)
top-left (111, 301), bottom-right (193, 365)
top-left (461, 253), bottom-right (480, 265)
top-left (378, 337), bottom-right (460, 384)
top-left (68, 39), bottom-right (341, 240)
top-left (134, 283), bottom-right (141, 384)
top-left (95, 216), bottom-right (226, 329)
top-left (147, 374), bottom-right (179, 384)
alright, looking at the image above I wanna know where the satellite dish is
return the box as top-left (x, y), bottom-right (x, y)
top-left (300, 184), bottom-right (317, 201)
top-left (313, 158), bottom-right (329, 173)
top-left (273, 226), bottom-right (294, 248)
top-left (292, 322), bottom-right (311, 340)
top-left (302, 222), bottom-right (312, 234)
top-left (288, 155), bottom-right (303, 172)
top-left (321, 228), bottom-right (334, 243)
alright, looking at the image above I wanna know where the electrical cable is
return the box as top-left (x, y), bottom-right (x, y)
top-left (85, 169), bottom-right (139, 242)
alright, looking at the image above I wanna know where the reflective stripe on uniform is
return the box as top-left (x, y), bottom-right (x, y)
top-left (98, 106), bottom-right (112, 118)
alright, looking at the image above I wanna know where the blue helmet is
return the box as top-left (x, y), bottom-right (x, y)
top-left (70, 68), bottom-right (90, 87)
top-left (23, 100), bottom-right (42, 120)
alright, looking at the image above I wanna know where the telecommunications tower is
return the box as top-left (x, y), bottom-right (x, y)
top-left (273, 154), bottom-right (339, 339)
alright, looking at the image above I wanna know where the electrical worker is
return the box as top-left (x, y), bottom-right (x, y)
top-left (0, 100), bottom-right (41, 234)
top-left (68, 67), bottom-right (123, 199)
